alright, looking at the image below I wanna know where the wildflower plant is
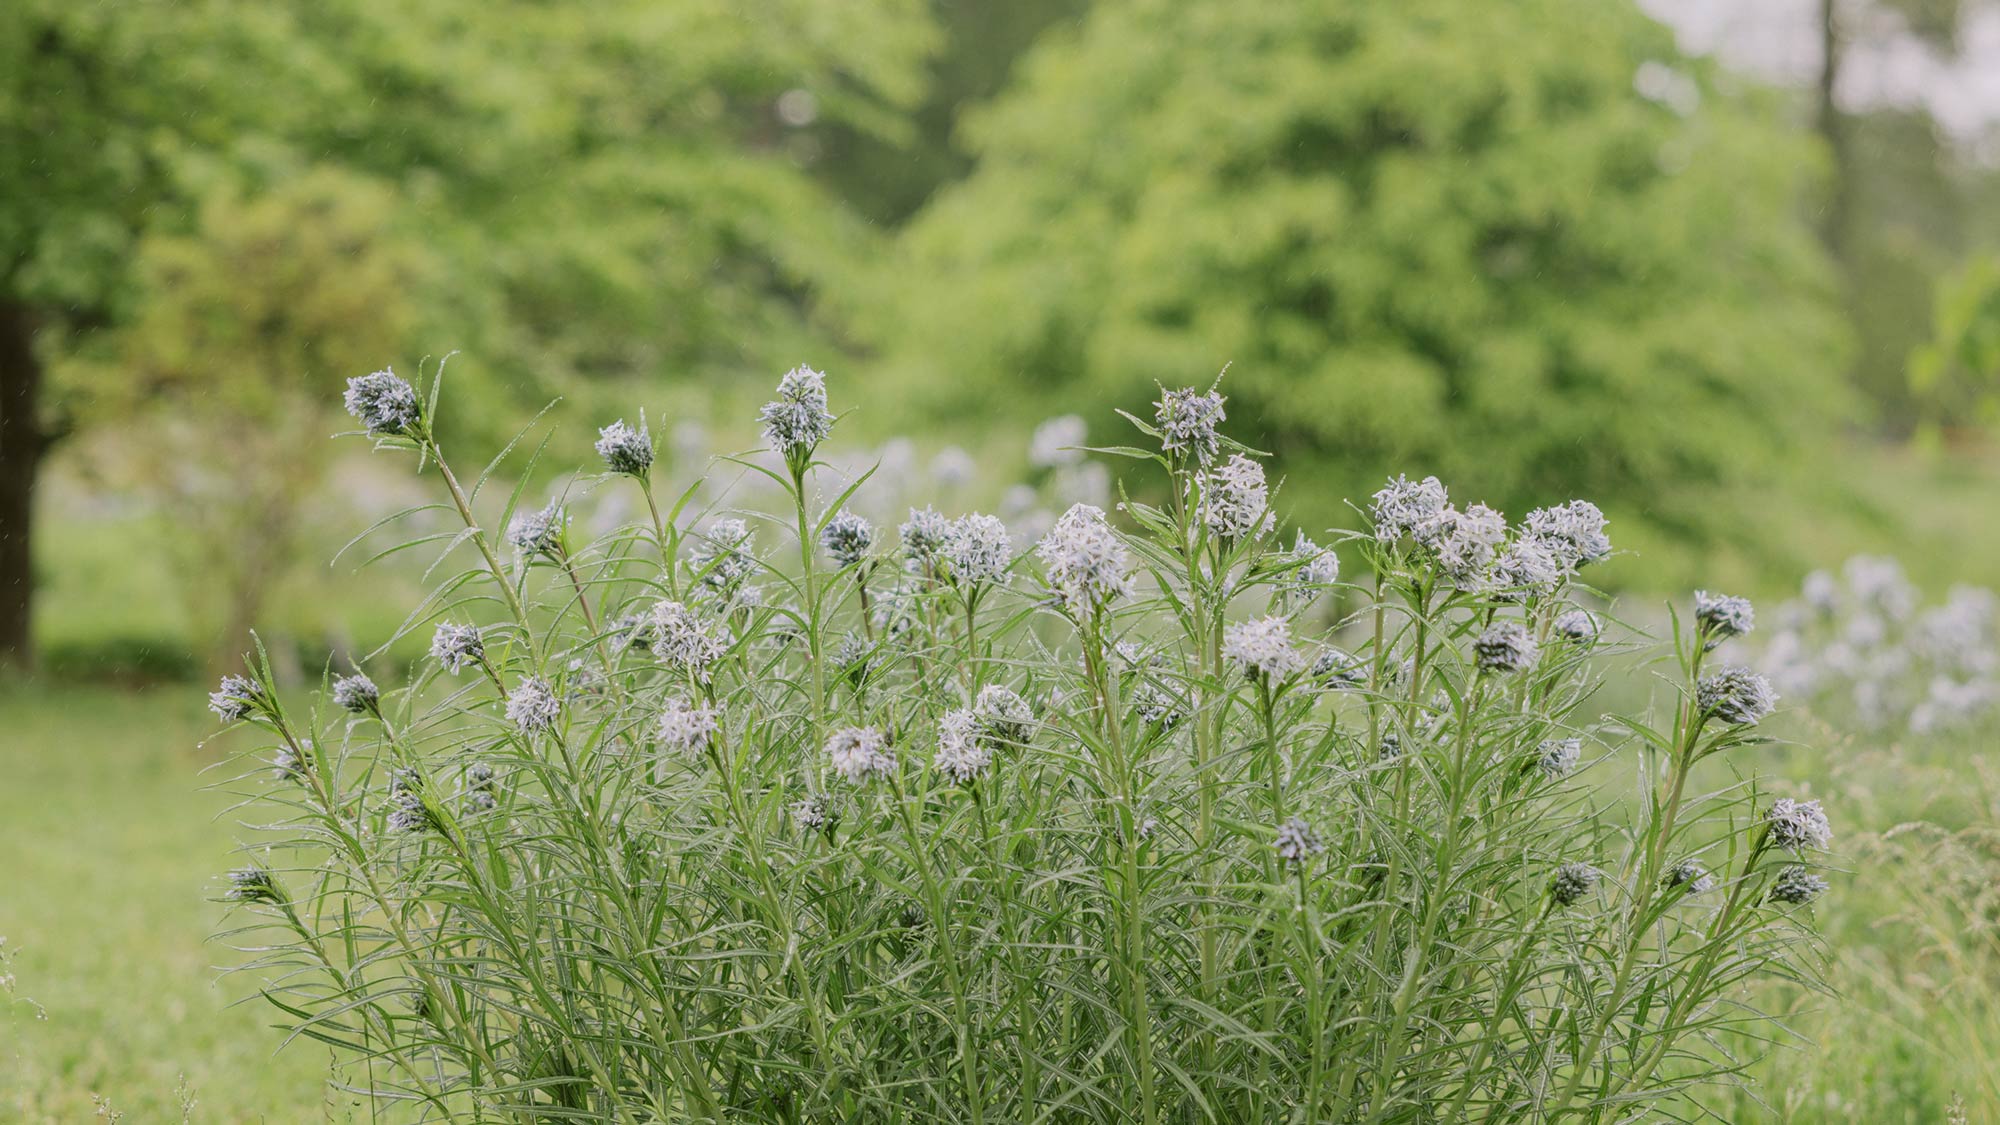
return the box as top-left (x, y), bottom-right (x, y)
top-left (213, 367), bottom-right (1835, 1121)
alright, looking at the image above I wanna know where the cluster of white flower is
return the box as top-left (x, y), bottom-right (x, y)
top-left (505, 677), bottom-right (562, 733)
top-left (1765, 797), bottom-right (1833, 852)
top-left (595, 419), bottom-right (653, 476)
top-left (694, 518), bottom-right (755, 590)
top-left (343, 370), bottom-right (422, 437)
top-left (1201, 454), bottom-right (1273, 539)
top-left (760, 365), bottom-right (834, 454)
top-left (1694, 590), bottom-right (1755, 643)
top-left (1697, 666), bottom-right (1778, 726)
top-left (1154, 385), bottom-right (1226, 462)
top-left (828, 726), bottom-right (896, 784)
top-left (943, 513), bottom-right (1011, 586)
top-left (821, 509), bottom-right (875, 567)
top-left (647, 600), bottom-right (730, 680)
top-left (1223, 616), bottom-right (1308, 681)
top-left (507, 502), bottom-right (566, 560)
top-left (1371, 475), bottom-right (1452, 546)
top-left (933, 709), bottom-right (992, 784)
top-left (1759, 556), bottom-right (1999, 735)
top-left (1036, 503), bottom-right (1133, 617)
top-left (431, 623), bottom-right (485, 674)
top-left (332, 673), bottom-right (379, 714)
top-left (1371, 475), bottom-right (1608, 599)
top-left (657, 697), bottom-right (721, 756)
top-left (1274, 817), bottom-right (1325, 866)
top-left (1536, 737), bottom-right (1581, 779)
top-left (1283, 532), bottom-right (1340, 599)
top-left (1475, 622), bottom-right (1539, 674)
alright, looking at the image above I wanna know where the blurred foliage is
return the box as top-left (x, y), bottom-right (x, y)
top-left (67, 171), bottom-right (423, 670)
top-left (1910, 253), bottom-right (2000, 438)
top-left (4, 0), bottom-right (938, 415)
top-left (10, 0), bottom-right (2000, 659)
top-left (873, 0), bottom-right (1851, 581)
top-left (814, 0), bottom-right (1088, 224)
top-left (4, 0), bottom-right (938, 666)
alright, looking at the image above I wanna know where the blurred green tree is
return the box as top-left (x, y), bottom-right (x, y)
top-left (814, 0), bottom-right (1089, 224)
top-left (0, 0), bottom-right (933, 670)
top-left (64, 171), bottom-right (427, 672)
top-left (1815, 0), bottom-right (2000, 432)
top-left (877, 0), bottom-right (1850, 579)
top-left (1909, 253), bottom-right (2000, 439)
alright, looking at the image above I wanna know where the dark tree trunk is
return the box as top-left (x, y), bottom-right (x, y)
top-left (0, 299), bottom-right (46, 673)
top-left (1816, 0), bottom-right (1851, 263)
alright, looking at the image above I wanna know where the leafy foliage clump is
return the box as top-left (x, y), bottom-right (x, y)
top-left (214, 368), bottom-right (1834, 1121)
top-left (880, 0), bottom-right (1848, 576)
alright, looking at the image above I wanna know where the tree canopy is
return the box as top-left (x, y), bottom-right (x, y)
top-left (0, 0), bottom-right (935, 666)
top-left (878, 0), bottom-right (1850, 574)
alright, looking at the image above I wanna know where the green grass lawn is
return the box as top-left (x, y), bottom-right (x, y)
top-left (0, 684), bottom-right (333, 1122)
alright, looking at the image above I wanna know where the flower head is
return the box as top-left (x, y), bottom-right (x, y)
top-left (1036, 504), bottom-right (1132, 616)
top-left (827, 726), bottom-right (895, 784)
top-left (1694, 590), bottom-right (1755, 643)
top-left (1283, 532), bottom-right (1340, 601)
top-left (1372, 475), bottom-right (1451, 545)
top-left (820, 509), bottom-right (875, 567)
top-left (331, 673), bottom-right (379, 715)
top-left (647, 600), bottom-right (728, 680)
top-left (431, 623), bottom-right (484, 674)
top-left (934, 709), bottom-right (993, 784)
top-left (506, 677), bottom-right (562, 734)
top-left (1698, 666), bottom-right (1778, 726)
top-left (791, 793), bottom-right (838, 832)
top-left (506, 503), bottom-right (565, 560)
top-left (343, 370), bottom-right (421, 437)
top-left (209, 674), bottom-right (265, 724)
top-left (1492, 538), bottom-right (1561, 601)
top-left (1312, 646), bottom-right (1367, 690)
top-left (1765, 797), bottom-right (1832, 852)
top-left (694, 518), bottom-right (754, 589)
top-left (1029, 414), bottom-right (1087, 468)
top-left (974, 684), bottom-right (1035, 745)
top-left (1553, 608), bottom-right (1600, 646)
top-left (273, 742), bottom-right (308, 781)
top-left (1550, 861), bottom-right (1600, 906)
top-left (1536, 737), bottom-right (1581, 779)
top-left (657, 697), bottom-right (720, 756)
top-left (1434, 503), bottom-right (1507, 584)
top-left (832, 632), bottom-right (880, 686)
top-left (387, 789), bottom-right (436, 834)
top-left (1275, 817), bottom-right (1325, 867)
top-left (1201, 454), bottom-right (1272, 538)
top-left (225, 867), bottom-right (285, 905)
top-left (1664, 860), bottom-right (1717, 895)
top-left (1474, 622), bottom-right (1540, 674)
top-left (1154, 386), bottom-right (1226, 462)
top-left (1769, 864), bottom-right (1829, 905)
top-left (945, 514), bottom-right (1011, 586)
top-left (1133, 681), bottom-right (1183, 728)
top-left (595, 419), bottom-right (653, 476)
top-left (1223, 616), bottom-right (1308, 681)
top-left (900, 506), bottom-right (952, 567)
top-left (1524, 500), bottom-right (1611, 572)
top-left (759, 365), bottom-right (834, 453)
